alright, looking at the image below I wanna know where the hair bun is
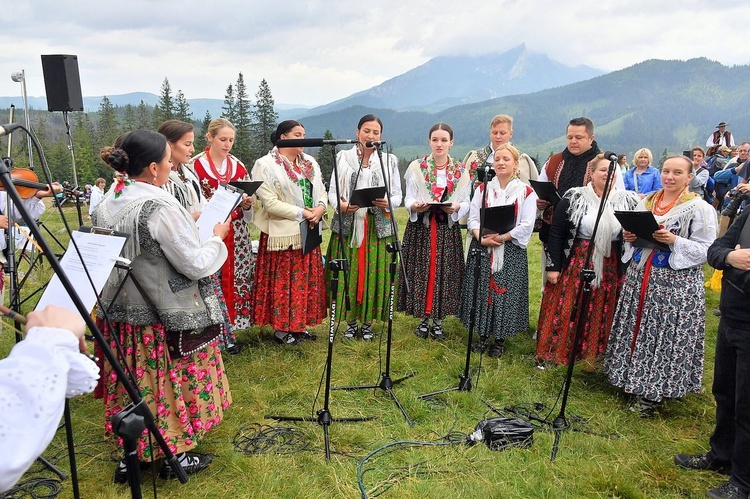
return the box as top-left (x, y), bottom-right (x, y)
top-left (100, 147), bottom-right (130, 172)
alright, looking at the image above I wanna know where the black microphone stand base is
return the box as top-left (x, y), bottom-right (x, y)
top-left (331, 242), bottom-right (416, 426)
top-left (416, 373), bottom-right (472, 400)
top-left (264, 259), bottom-right (375, 462)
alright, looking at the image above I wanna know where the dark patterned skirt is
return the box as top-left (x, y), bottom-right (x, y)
top-left (536, 240), bottom-right (623, 365)
top-left (251, 232), bottom-right (327, 332)
top-left (397, 216), bottom-right (464, 320)
top-left (458, 239), bottom-right (529, 340)
top-left (604, 264), bottom-right (705, 402)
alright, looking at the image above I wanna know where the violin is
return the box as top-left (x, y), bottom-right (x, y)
top-left (0, 167), bottom-right (64, 199)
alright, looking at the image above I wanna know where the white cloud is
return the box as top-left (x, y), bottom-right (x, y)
top-left (1, 0), bottom-right (749, 106)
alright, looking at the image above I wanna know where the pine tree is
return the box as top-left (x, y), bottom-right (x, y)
top-left (136, 100), bottom-right (152, 129)
top-left (232, 73), bottom-right (252, 163)
top-left (153, 77), bottom-right (175, 127)
top-left (195, 111), bottom-right (212, 153)
top-left (72, 112), bottom-right (101, 183)
top-left (250, 78), bottom-right (279, 161)
top-left (317, 129), bottom-right (336, 184)
top-left (96, 96), bottom-right (119, 148)
top-left (221, 84), bottom-right (236, 123)
top-left (123, 104), bottom-right (137, 131)
top-left (658, 148), bottom-right (669, 169)
top-left (175, 90), bottom-right (193, 122)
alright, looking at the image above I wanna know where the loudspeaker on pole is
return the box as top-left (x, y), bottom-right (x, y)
top-left (41, 54), bottom-right (84, 112)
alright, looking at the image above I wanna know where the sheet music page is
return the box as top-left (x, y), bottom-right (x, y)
top-left (195, 185), bottom-right (242, 243)
top-left (35, 230), bottom-right (128, 313)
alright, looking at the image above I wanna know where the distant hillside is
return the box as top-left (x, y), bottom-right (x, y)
top-left (303, 44), bottom-right (604, 115)
top-left (0, 93), bottom-right (306, 121)
top-left (299, 58), bottom-right (750, 161)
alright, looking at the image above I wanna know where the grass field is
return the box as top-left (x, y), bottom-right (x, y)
top-left (1, 202), bottom-right (724, 498)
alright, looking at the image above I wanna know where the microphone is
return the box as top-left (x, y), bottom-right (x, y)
top-left (603, 151), bottom-right (618, 162)
top-left (0, 123), bottom-right (22, 137)
top-left (275, 138), bottom-right (357, 148)
top-left (365, 141), bottom-right (386, 148)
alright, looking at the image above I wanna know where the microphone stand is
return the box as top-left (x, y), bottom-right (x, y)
top-left (333, 143), bottom-right (415, 426)
top-left (418, 163), bottom-right (493, 399)
top-left (549, 156), bottom-right (617, 462)
top-left (0, 125), bottom-right (189, 498)
top-left (265, 143), bottom-right (373, 462)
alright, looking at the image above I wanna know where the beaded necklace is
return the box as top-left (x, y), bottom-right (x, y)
top-left (204, 147), bottom-right (233, 184)
top-left (272, 148), bottom-right (314, 182)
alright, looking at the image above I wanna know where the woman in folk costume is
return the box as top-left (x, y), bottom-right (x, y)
top-left (159, 120), bottom-right (241, 355)
top-left (535, 154), bottom-right (639, 368)
top-left (604, 156), bottom-right (717, 417)
top-left (458, 144), bottom-right (538, 358)
top-left (398, 123), bottom-right (470, 340)
top-left (191, 118), bottom-right (254, 332)
top-left (326, 114), bottom-right (403, 341)
top-left (250, 120), bottom-right (328, 346)
top-left (92, 130), bottom-right (231, 482)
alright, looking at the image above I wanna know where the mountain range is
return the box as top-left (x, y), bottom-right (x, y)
top-left (297, 57), bottom-right (750, 161)
top-left (0, 44), bottom-right (602, 120)
top-left (2, 49), bottom-right (747, 163)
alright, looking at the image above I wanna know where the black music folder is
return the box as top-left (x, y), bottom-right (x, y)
top-left (529, 180), bottom-right (561, 205)
top-left (349, 186), bottom-right (386, 208)
top-left (481, 204), bottom-right (516, 235)
top-left (300, 220), bottom-right (323, 256)
top-left (228, 181), bottom-right (263, 196)
top-left (614, 210), bottom-right (669, 250)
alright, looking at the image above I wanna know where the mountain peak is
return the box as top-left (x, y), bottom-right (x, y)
top-left (303, 45), bottom-right (604, 115)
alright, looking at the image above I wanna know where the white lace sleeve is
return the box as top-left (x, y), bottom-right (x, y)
top-left (670, 203), bottom-right (717, 269)
top-left (0, 327), bottom-right (99, 493)
top-left (149, 207), bottom-right (228, 280)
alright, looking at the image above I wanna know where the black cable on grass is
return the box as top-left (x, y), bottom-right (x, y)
top-left (0, 477), bottom-right (61, 499)
top-left (233, 423), bottom-right (311, 455)
top-left (356, 431), bottom-right (470, 499)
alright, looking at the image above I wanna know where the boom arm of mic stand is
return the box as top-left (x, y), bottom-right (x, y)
top-left (0, 128), bottom-right (189, 483)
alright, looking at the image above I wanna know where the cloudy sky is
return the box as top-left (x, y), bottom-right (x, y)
top-left (1, 0), bottom-right (749, 107)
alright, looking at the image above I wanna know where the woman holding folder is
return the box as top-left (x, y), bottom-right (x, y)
top-left (604, 155), bottom-right (716, 416)
top-left (191, 118), bottom-right (254, 332)
top-left (326, 114), bottom-right (402, 341)
top-left (535, 153), bottom-right (639, 368)
top-left (93, 130), bottom-right (231, 481)
top-left (251, 120), bottom-right (328, 345)
top-left (398, 123), bottom-right (470, 340)
top-left (458, 144), bottom-right (538, 358)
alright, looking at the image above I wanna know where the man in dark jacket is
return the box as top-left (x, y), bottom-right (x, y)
top-left (675, 208), bottom-right (750, 499)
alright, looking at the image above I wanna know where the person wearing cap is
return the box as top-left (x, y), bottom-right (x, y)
top-left (707, 122), bottom-right (735, 155)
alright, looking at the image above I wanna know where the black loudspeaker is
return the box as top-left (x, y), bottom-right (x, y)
top-left (41, 54), bottom-right (84, 112)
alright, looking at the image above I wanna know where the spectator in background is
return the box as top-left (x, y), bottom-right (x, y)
top-left (88, 178), bottom-right (106, 218)
top-left (707, 122), bottom-right (735, 156)
top-left (623, 148), bottom-right (662, 198)
top-left (689, 147), bottom-right (710, 198)
top-left (617, 154), bottom-right (628, 176)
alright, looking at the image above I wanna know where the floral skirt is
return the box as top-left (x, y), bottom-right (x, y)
top-left (326, 214), bottom-right (394, 324)
top-left (536, 240), bottom-right (623, 365)
top-left (97, 320), bottom-right (231, 460)
top-left (397, 217), bottom-right (464, 320)
top-left (222, 219), bottom-right (255, 331)
top-left (604, 264), bottom-right (705, 402)
top-left (251, 232), bottom-right (327, 332)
